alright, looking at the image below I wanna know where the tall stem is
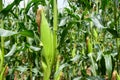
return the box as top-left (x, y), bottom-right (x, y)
top-left (53, 0), bottom-right (58, 65)
top-left (53, 0), bottom-right (60, 80)
top-left (0, 0), bottom-right (4, 80)
top-left (114, 0), bottom-right (119, 73)
top-left (53, 0), bottom-right (58, 57)
top-left (0, 20), bottom-right (4, 80)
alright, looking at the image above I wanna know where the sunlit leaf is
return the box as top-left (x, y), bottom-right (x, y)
top-left (16, 66), bottom-right (28, 73)
top-left (91, 17), bottom-right (104, 28)
top-left (59, 17), bottom-right (67, 26)
top-left (5, 44), bottom-right (17, 57)
top-left (0, 29), bottom-right (34, 38)
top-left (39, 7), bottom-right (54, 80)
top-left (88, 53), bottom-right (97, 76)
top-left (96, 51), bottom-right (103, 61)
top-left (30, 46), bottom-right (40, 51)
top-left (25, 1), bottom-right (33, 14)
top-left (40, 8), bottom-right (54, 65)
top-left (0, 29), bottom-right (17, 37)
top-left (55, 63), bottom-right (69, 76)
top-left (4, 40), bottom-right (10, 49)
top-left (0, 49), bottom-right (2, 65)
top-left (104, 54), bottom-right (112, 79)
top-left (32, 68), bottom-right (43, 76)
top-left (70, 54), bottom-right (80, 62)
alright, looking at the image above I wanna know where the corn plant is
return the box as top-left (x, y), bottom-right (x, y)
top-left (41, 8), bottom-right (54, 80)
top-left (36, 0), bottom-right (60, 79)
top-left (0, 0), bottom-right (120, 79)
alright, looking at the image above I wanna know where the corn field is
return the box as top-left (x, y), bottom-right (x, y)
top-left (0, 0), bottom-right (120, 80)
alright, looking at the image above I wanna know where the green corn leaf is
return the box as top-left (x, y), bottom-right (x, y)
top-left (55, 63), bottom-right (69, 76)
top-left (41, 61), bottom-right (51, 80)
top-left (25, 1), bottom-right (33, 14)
top-left (88, 53), bottom-right (97, 76)
top-left (41, 61), bottom-right (47, 72)
top-left (0, 49), bottom-right (2, 68)
top-left (88, 42), bottom-right (92, 53)
top-left (0, 0), bottom-right (23, 18)
top-left (93, 28), bottom-right (98, 40)
top-left (30, 46), bottom-right (40, 51)
top-left (54, 55), bottom-right (61, 80)
top-left (91, 17), bottom-right (104, 29)
top-left (87, 37), bottom-right (92, 53)
top-left (19, 30), bottom-right (34, 38)
top-left (70, 54), bottom-right (80, 62)
top-left (16, 66), bottom-right (28, 73)
top-left (0, 29), bottom-right (34, 38)
top-left (0, 64), bottom-right (7, 80)
top-left (0, 29), bottom-right (17, 37)
top-left (4, 43), bottom-right (16, 57)
top-left (71, 45), bottom-right (76, 58)
top-left (40, 9), bottom-right (54, 66)
top-left (40, 8), bottom-right (54, 80)
top-left (104, 54), bottom-right (112, 79)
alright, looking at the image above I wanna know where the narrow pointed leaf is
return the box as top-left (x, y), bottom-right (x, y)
top-left (0, 29), bottom-right (34, 38)
top-left (39, 8), bottom-right (54, 80)
top-left (91, 17), bottom-right (104, 28)
top-left (0, 29), bottom-right (17, 37)
top-left (55, 63), bottom-right (69, 76)
top-left (5, 44), bottom-right (16, 57)
top-left (104, 54), bottom-right (112, 79)
top-left (40, 9), bottom-right (54, 66)
top-left (30, 46), bottom-right (40, 51)
top-left (88, 53), bottom-right (97, 76)
top-left (19, 30), bottom-right (34, 38)
top-left (0, 0), bottom-right (23, 18)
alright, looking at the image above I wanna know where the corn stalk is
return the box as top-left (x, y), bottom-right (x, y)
top-left (53, 0), bottom-right (61, 80)
top-left (53, 0), bottom-right (57, 57)
top-left (0, 0), bottom-right (5, 79)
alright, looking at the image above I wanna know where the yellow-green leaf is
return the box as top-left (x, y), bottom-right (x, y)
top-left (40, 9), bottom-right (54, 66)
